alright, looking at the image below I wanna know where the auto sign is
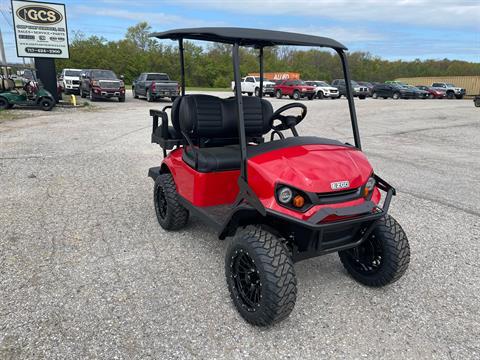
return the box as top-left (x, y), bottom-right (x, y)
top-left (16, 5), bottom-right (63, 25)
top-left (11, 1), bottom-right (69, 59)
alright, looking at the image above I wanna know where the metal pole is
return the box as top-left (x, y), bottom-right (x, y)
top-left (178, 38), bottom-right (186, 96)
top-left (232, 43), bottom-right (248, 180)
top-left (259, 47), bottom-right (263, 98)
top-left (0, 27), bottom-right (7, 65)
top-left (339, 50), bottom-right (361, 150)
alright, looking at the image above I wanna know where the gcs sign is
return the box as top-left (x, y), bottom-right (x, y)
top-left (16, 5), bottom-right (63, 25)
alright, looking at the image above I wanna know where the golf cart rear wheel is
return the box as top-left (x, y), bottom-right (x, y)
top-left (0, 97), bottom-right (9, 110)
top-left (338, 215), bottom-right (410, 287)
top-left (153, 173), bottom-right (189, 230)
top-left (40, 97), bottom-right (54, 111)
top-left (225, 226), bottom-right (297, 326)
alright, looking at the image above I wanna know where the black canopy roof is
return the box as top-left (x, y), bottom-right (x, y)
top-left (151, 27), bottom-right (347, 50)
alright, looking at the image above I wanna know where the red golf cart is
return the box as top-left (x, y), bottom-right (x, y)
top-left (148, 28), bottom-right (410, 326)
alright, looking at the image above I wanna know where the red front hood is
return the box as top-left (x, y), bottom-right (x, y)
top-left (248, 144), bottom-right (373, 198)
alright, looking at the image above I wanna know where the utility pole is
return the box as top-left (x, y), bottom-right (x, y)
top-left (0, 26), bottom-right (6, 65)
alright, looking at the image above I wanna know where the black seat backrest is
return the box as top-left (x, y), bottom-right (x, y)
top-left (177, 94), bottom-right (273, 147)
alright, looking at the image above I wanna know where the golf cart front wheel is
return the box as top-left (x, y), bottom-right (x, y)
top-left (153, 173), bottom-right (189, 230)
top-left (225, 226), bottom-right (297, 326)
top-left (40, 97), bottom-right (54, 111)
top-left (338, 215), bottom-right (410, 287)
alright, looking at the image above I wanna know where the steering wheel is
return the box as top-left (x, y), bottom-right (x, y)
top-left (270, 103), bottom-right (307, 131)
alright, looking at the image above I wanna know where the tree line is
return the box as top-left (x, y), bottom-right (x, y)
top-left (54, 22), bottom-right (480, 87)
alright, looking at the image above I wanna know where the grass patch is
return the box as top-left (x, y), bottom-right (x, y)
top-left (0, 110), bottom-right (22, 123)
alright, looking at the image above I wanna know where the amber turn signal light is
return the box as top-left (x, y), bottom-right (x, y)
top-left (292, 195), bottom-right (305, 208)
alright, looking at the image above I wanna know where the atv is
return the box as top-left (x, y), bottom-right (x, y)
top-left (0, 66), bottom-right (55, 111)
top-left (148, 28), bottom-right (410, 326)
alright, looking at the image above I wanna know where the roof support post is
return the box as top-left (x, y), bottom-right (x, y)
top-left (232, 42), bottom-right (248, 181)
top-left (338, 50), bottom-right (362, 150)
top-left (178, 38), bottom-right (186, 96)
top-left (259, 47), bottom-right (264, 99)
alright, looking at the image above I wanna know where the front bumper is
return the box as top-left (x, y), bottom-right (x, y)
top-left (93, 88), bottom-right (125, 98)
top-left (268, 175), bottom-right (395, 262)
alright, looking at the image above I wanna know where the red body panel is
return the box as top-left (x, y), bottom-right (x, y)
top-left (162, 143), bottom-right (380, 220)
top-left (163, 149), bottom-right (240, 206)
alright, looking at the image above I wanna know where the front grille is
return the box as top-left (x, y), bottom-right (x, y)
top-left (72, 80), bottom-right (79, 85)
top-left (317, 188), bottom-right (361, 204)
top-left (99, 80), bottom-right (120, 89)
top-left (330, 90), bottom-right (338, 93)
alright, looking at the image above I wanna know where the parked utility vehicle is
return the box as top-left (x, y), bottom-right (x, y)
top-left (0, 66), bottom-right (55, 111)
top-left (431, 82), bottom-right (466, 99)
top-left (231, 76), bottom-right (276, 97)
top-left (59, 68), bottom-right (82, 94)
top-left (148, 28), bottom-right (410, 326)
top-left (305, 80), bottom-right (340, 99)
top-left (274, 79), bottom-right (315, 100)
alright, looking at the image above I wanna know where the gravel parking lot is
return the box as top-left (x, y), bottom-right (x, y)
top-left (1, 92), bottom-right (479, 359)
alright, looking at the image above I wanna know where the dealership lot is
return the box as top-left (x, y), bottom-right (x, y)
top-left (1, 93), bottom-right (479, 359)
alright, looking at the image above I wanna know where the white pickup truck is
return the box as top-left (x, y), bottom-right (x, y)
top-left (231, 76), bottom-right (276, 97)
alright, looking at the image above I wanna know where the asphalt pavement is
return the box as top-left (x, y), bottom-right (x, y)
top-left (1, 92), bottom-right (479, 359)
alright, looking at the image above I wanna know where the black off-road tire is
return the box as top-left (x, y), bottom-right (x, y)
top-left (292, 91), bottom-right (300, 100)
top-left (446, 91), bottom-right (454, 99)
top-left (392, 92), bottom-right (400, 100)
top-left (317, 90), bottom-right (324, 99)
top-left (338, 215), bottom-right (410, 287)
top-left (153, 173), bottom-right (189, 230)
top-left (475, 98), bottom-right (480, 107)
top-left (225, 226), bottom-right (297, 326)
top-left (254, 87), bottom-right (260, 97)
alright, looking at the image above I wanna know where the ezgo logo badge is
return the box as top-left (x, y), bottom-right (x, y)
top-left (16, 5), bottom-right (63, 25)
top-left (330, 180), bottom-right (350, 190)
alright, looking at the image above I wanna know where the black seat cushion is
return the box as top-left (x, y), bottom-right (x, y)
top-left (182, 136), bottom-right (351, 173)
top-left (183, 145), bottom-right (241, 172)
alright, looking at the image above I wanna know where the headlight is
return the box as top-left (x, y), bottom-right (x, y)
top-left (66, 80), bottom-right (72, 84)
top-left (278, 187), bottom-right (293, 204)
top-left (119, 80), bottom-right (125, 87)
top-left (363, 177), bottom-right (376, 197)
top-left (92, 80), bottom-right (99, 86)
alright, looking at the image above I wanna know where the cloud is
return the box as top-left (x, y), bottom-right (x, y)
top-left (169, 0), bottom-right (480, 30)
top-left (69, 5), bottom-right (225, 28)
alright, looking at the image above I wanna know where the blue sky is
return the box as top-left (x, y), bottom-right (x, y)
top-left (1, 0), bottom-right (479, 63)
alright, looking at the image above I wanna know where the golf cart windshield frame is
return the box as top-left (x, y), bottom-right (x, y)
top-left (152, 27), bottom-right (361, 180)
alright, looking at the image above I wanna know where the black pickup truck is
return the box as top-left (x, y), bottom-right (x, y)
top-left (132, 73), bottom-right (179, 102)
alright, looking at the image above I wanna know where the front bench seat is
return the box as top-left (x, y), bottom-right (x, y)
top-left (178, 95), bottom-right (272, 172)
